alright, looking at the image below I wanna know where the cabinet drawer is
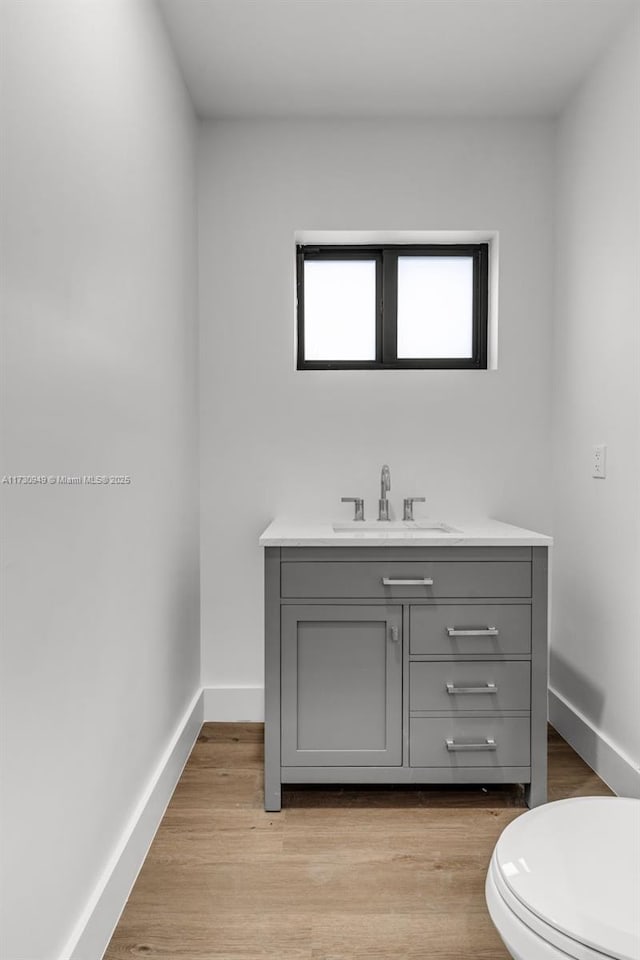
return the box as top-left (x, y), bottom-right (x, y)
top-left (281, 561), bottom-right (531, 599)
top-left (410, 604), bottom-right (531, 655)
top-left (410, 661), bottom-right (531, 712)
top-left (410, 717), bottom-right (530, 767)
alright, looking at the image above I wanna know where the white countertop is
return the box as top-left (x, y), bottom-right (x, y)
top-left (259, 517), bottom-right (553, 547)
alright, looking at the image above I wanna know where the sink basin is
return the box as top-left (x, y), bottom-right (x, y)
top-left (332, 520), bottom-right (460, 534)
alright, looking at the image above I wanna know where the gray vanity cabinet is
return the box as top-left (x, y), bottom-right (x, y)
top-left (264, 545), bottom-right (548, 813)
top-left (280, 605), bottom-right (402, 766)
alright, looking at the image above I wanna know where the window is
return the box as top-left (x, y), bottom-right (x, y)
top-left (296, 243), bottom-right (488, 370)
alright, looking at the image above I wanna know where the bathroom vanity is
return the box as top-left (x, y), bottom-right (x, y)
top-left (260, 518), bottom-right (551, 812)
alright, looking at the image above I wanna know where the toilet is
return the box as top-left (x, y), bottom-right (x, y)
top-left (486, 796), bottom-right (640, 960)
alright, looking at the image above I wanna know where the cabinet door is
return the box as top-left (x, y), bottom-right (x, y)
top-left (281, 605), bottom-right (402, 766)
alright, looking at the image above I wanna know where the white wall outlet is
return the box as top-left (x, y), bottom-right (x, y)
top-left (592, 444), bottom-right (607, 478)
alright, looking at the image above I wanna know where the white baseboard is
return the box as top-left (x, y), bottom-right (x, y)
top-left (549, 687), bottom-right (640, 799)
top-left (203, 685), bottom-right (264, 721)
top-left (58, 688), bottom-right (204, 960)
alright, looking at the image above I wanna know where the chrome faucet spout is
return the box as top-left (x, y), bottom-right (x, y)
top-left (380, 464), bottom-right (391, 499)
top-left (378, 464), bottom-right (391, 520)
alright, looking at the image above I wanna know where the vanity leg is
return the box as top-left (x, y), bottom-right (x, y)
top-left (264, 775), bottom-right (282, 812)
top-left (264, 547), bottom-right (282, 812)
top-left (527, 547), bottom-right (549, 809)
top-left (524, 778), bottom-right (546, 809)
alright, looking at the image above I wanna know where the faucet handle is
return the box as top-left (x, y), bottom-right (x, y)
top-left (403, 497), bottom-right (426, 521)
top-left (341, 497), bottom-right (365, 521)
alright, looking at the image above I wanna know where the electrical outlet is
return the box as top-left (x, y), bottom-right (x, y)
top-left (592, 445), bottom-right (607, 479)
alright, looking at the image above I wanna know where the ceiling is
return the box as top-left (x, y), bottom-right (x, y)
top-left (158, 0), bottom-right (637, 120)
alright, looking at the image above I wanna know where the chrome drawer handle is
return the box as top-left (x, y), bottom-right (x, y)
top-left (382, 577), bottom-right (434, 586)
top-left (446, 738), bottom-right (497, 752)
top-left (446, 626), bottom-right (499, 637)
top-left (446, 682), bottom-right (498, 695)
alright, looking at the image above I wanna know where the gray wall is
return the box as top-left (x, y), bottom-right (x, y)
top-left (551, 13), bottom-right (640, 793)
top-left (197, 119), bottom-right (555, 712)
top-left (0, 1), bottom-right (200, 956)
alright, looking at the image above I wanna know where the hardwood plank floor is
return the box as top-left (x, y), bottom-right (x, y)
top-left (105, 724), bottom-right (613, 960)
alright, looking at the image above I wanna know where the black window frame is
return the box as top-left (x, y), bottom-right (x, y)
top-left (296, 243), bottom-right (489, 370)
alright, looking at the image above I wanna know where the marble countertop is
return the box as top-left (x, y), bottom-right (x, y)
top-left (259, 517), bottom-right (553, 547)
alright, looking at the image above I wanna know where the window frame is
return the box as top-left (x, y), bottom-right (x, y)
top-left (296, 243), bottom-right (489, 370)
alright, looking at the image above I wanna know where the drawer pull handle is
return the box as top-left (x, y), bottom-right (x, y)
top-left (445, 738), bottom-right (497, 752)
top-left (446, 682), bottom-right (498, 695)
top-left (446, 626), bottom-right (499, 637)
top-left (382, 577), bottom-right (434, 586)
top-left (389, 625), bottom-right (400, 644)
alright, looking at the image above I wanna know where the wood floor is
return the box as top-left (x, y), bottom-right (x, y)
top-left (105, 724), bottom-right (613, 960)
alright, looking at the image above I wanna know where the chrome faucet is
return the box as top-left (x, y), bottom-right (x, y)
top-left (378, 464), bottom-right (391, 521)
top-left (341, 496), bottom-right (365, 521)
top-left (403, 496), bottom-right (426, 521)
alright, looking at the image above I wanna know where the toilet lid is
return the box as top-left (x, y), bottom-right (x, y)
top-left (494, 797), bottom-right (640, 960)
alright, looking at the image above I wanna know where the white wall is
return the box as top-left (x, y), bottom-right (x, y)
top-left (550, 14), bottom-right (640, 795)
top-left (0, 2), bottom-right (200, 957)
top-left (198, 120), bottom-right (555, 705)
